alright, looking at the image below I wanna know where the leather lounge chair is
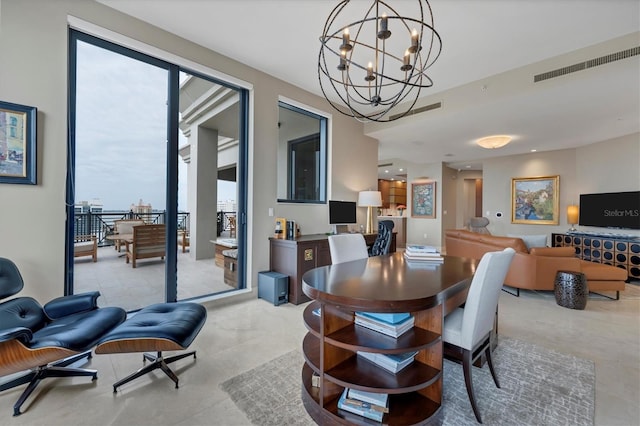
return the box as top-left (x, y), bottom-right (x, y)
top-left (0, 257), bottom-right (126, 416)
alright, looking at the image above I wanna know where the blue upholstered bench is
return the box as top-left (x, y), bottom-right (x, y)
top-left (95, 302), bottom-right (207, 392)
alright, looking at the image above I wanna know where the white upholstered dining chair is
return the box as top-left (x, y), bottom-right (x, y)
top-left (443, 247), bottom-right (515, 424)
top-left (328, 233), bottom-right (369, 264)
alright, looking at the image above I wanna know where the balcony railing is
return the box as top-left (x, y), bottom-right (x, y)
top-left (74, 210), bottom-right (236, 247)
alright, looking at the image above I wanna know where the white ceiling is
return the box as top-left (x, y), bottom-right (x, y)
top-left (99, 0), bottom-right (640, 179)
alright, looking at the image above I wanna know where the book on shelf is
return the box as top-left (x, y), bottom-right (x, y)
top-left (354, 312), bottom-right (414, 338)
top-left (355, 312), bottom-right (410, 324)
top-left (337, 388), bottom-right (387, 422)
top-left (347, 388), bottom-right (389, 410)
top-left (357, 350), bottom-right (419, 373)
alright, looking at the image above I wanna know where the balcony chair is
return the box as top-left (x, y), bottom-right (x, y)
top-left (442, 247), bottom-right (515, 423)
top-left (125, 224), bottom-right (166, 268)
top-left (0, 257), bottom-right (127, 416)
top-left (113, 219), bottom-right (145, 252)
top-left (73, 234), bottom-right (97, 262)
top-left (368, 220), bottom-right (394, 256)
top-left (328, 233), bottom-right (369, 264)
top-left (177, 229), bottom-right (190, 253)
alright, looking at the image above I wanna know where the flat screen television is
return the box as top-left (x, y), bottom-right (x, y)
top-left (329, 200), bottom-right (357, 225)
top-left (579, 191), bottom-right (640, 230)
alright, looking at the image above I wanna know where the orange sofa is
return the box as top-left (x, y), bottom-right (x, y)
top-left (445, 229), bottom-right (626, 299)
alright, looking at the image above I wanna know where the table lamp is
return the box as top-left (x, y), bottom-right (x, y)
top-left (567, 205), bottom-right (579, 231)
top-left (358, 190), bottom-right (382, 234)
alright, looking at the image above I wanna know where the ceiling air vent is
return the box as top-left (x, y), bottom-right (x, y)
top-left (534, 46), bottom-right (640, 83)
top-left (389, 101), bottom-right (442, 121)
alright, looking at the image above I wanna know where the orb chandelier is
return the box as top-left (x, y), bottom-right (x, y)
top-left (318, 0), bottom-right (443, 122)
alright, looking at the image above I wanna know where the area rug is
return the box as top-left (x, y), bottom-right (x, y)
top-left (220, 337), bottom-right (594, 425)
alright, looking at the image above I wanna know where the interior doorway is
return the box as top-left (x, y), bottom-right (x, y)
top-left (463, 178), bottom-right (483, 228)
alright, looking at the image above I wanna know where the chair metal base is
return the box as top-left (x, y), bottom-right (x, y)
top-left (0, 351), bottom-right (95, 416)
top-left (112, 350), bottom-right (196, 392)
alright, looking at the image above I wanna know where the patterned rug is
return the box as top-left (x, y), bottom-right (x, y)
top-left (220, 337), bottom-right (594, 425)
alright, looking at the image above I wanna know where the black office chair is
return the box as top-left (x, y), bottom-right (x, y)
top-left (0, 257), bottom-right (127, 416)
top-left (369, 220), bottom-right (394, 256)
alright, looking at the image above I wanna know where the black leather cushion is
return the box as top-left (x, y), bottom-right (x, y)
top-left (0, 257), bottom-right (24, 300)
top-left (0, 297), bottom-right (47, 332)
top-left (43, 291), bottom-right (100, 319)
top-left (97, 303), bottom-right (207, 349)
top-left (30, 307), bottom-right (127, 351)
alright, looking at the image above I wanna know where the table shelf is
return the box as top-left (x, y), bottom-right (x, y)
top-left (301, 254), bottom-right (477, 425)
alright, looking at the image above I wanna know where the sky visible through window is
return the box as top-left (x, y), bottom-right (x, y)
top-left (75, 41), bottom-right (235, 212)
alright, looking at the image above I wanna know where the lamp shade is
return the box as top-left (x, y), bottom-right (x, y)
top-left (567, 205), bottom-right (579, 225)
top-left (358, 191), bottom-right (382, 207)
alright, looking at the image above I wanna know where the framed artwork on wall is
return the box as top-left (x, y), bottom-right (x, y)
top-left (0, 100), bottom-right (37, 185)
top-left (511, 175), bottom-right (559, 225)
top-left (411, 181), bottom-right (436, 218)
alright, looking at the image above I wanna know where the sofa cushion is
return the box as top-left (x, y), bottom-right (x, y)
top-left (507, 234), bottom-right (548, 250)
top-left (446, 229), bottom-right (529, 253)
top-left (529, 247), bottom-right (576, 257)
top-left (580, 262), bottom-right (628, 281)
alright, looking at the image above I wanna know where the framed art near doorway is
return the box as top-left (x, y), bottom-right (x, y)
top-left (412, 181), bottom-right (436, 218)
top-left (0, 100), bottom-right (37, 185)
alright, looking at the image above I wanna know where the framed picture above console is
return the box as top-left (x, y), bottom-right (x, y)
top-left (511, 175), bottom-right (559, 225)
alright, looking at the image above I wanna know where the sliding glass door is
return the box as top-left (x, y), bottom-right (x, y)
top-left (68, 30), bottom-right (247, 311)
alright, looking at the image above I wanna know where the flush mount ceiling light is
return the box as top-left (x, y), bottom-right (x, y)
top-left (476, 135), bottom-right (512, 149)
top-left (318, 0), bottom-right (443, 122)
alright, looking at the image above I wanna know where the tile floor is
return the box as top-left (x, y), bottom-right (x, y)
top-left (0, 283), bottom-right (638, 425)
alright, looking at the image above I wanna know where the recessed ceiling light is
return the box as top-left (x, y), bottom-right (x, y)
top-left (390, 178), bottom-right (395, 181)
top-left (385, 170), bottom-right (389, 173)
top-left (399, 168), bottom-right (403, 172)
top-left (465, 165), bottom-right (471, 168)
top-left (530, 149), bottom-right (537, 152)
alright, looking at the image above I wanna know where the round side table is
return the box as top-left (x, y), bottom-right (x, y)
top-left (554, 271), bottom-right (588, 310)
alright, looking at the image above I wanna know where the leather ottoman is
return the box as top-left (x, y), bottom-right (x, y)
top-left (95, 302), bottom-right (207, 391)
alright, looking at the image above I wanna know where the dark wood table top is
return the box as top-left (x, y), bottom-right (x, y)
top-left (302, 253), bottom-right (478, 312)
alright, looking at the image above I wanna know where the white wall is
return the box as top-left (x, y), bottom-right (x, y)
top-left (482, 133), bottom-right (640, 238)
top-left (0, 0), bottom-right (377, 301)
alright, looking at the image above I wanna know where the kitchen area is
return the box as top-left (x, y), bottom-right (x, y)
top-left (377, 179), bottom-right (407, 248)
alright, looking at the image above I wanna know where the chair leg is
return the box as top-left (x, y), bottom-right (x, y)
top-left (484, 346), bottom-right (500, 388)
top-left (462, 349), bottom-right (483, 424)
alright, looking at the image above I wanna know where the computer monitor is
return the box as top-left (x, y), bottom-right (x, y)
top-left (329, 200), bottom-right (357, 234)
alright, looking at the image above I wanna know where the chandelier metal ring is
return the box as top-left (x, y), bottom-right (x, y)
top-left (318, 0), bottom-right (442, 122)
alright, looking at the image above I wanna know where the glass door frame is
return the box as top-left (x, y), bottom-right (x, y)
top-left (66, 29), bottom-right (248, 302)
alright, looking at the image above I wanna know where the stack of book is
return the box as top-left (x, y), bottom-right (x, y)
top-left (357, 350), bottom-right (419, 373)
top-left (337, 388), bottom-right (389, 422)
top-left (403, 244), bottom-right (444, 265)
top-left (354, 312), bottom-right (414, 338)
